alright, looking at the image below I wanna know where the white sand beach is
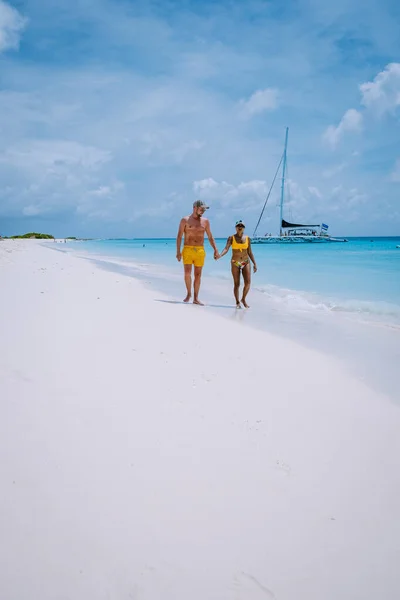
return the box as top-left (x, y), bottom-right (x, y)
top-left (1, 240), bottom-right (399, 600)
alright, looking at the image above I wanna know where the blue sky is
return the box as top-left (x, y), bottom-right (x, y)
top-left (0, 0), bottom-right (399, 237)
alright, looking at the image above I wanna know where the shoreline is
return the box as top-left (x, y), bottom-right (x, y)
top-left (61, 238), bottom-right (400, 327)
top-left (62, 243), bottom-right (400, 402)
top-left (1, 240), bottom-right (400, 600)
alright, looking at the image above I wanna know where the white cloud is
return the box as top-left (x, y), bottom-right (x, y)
top-left (137, 126), bottom-right (205, 164)
top-left (193, 177), bottom-right (221, 194)
top-left (0, 91), bottom-right (80, 127)
top-left (284, 180), bottom-right (310, 212)
top-left (75, 181), bottom-right (125, 220)
top-left (88, 185), bottom-right (114, 197)
top-left (323, 109), bottom-right (363, 148)
top-left (308, 186), bottom-right (322, 198)
top-left (239, 88), bottom-right (279, 118)
top-left (360, 63), bottom-right (400, 116)
top-left (322, 63), bottom-right (400, 153)
top-left (0, 140), bottom-right (113, 219)
top-left (193, 178), bottom-right (267, 209)
top-left (167, 139), bottom-right (204, 164)
top-left (193, 177), bottom-right (370, 231)
top-left (322, 163), bottom-right (347, 178)
top-left (130, 197), bottom-right (180, 221)
top-left (87, 181), bottom-right (124, 197)
top-left (328, 185), bottom-right (367, 216)
top-left (0, 3), bottom-right (399, 236)
top-left (0, 140), bottom-right (111, 171)
top-left (391, 159), bottom-right (400, 182)
top-left (322, 63), bottom-right (400, 152)
top-left (0, 0), bottom-right (27, 52)
top-left (283, 180), bottom-right (366, 229)
top-left (22, 205), bottom-right (42, 217)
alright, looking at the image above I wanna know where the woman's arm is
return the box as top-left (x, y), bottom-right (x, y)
top-left (218, 236), bottom-right (232, 259)
top-left (247, 238), bottom-right (257, 272)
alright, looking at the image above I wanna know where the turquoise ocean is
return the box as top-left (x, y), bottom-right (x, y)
top-left (63, 237), bottom-right (400, 400)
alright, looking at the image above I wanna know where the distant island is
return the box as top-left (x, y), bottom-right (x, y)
top-left (7, 232), bottom-right (55, 240)
top-left (0, 233), bottom-right (93, 241)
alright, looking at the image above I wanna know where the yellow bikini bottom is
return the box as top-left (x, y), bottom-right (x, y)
top-left (232, 258), bottom-right (249, 269)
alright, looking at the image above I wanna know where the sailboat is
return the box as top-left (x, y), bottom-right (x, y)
top-left (252, 127), bottom-right (348, 244)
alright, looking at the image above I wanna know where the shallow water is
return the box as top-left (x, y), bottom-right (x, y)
top-left (63, 237), bottom-right (400, 401)
top-left (71, 237), bottom-right (400, 324)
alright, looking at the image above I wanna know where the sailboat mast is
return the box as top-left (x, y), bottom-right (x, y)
top-left (279, 127), bottom-right (289, 237)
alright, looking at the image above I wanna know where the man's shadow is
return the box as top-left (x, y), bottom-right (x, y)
top-left (154, 299), bottom-right (235, 309)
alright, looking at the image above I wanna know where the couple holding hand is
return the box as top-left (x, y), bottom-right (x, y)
top-left (176, 200), bottom-right (257, 308)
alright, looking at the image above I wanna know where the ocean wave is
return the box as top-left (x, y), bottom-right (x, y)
top-left (254, 283), bottom-right (400, 323)
top-left (74, 247), bottom-right (400, 327)
top-left (78, 252), bottom-right (151, 272)
top-left (207, 269), bottom-right (231, 281)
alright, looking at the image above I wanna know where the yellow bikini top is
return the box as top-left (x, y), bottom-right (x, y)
top-left (231, 235), bottom-right (249, 250)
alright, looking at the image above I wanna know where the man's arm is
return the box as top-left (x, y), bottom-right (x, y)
top-left (176, 218), bottom-right (186, 261)
top-left (204, 219), bottom-right (219, 259)
top-left (218, 236), bottom-right (232, 259)
top-left (247, 238), bottom-right (257, 272)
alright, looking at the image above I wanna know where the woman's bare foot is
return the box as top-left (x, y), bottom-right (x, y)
top-left (193, 298), bottom-right (204, 306)
top-left (183, 294), bottom-right (191, 303)
top-left (236, 302), bottom-right (242, 309)
top-left (241, 299), bottom-right (250, 308)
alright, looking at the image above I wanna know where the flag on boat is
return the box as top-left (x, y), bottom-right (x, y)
top-left (321, 223), bottom-right (329, 231)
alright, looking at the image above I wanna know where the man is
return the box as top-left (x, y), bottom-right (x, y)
top-left (176, 200), bottom-right (219, 305)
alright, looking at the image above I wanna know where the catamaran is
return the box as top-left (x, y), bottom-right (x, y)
top-left (252, 127), bottom-right (347, 244)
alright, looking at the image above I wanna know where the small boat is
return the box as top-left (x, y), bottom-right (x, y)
top-left (252, 128), bottom-right (348, 244)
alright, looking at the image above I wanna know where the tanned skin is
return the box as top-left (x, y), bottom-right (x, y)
top-left (176, 205), bottom-right (219, 305)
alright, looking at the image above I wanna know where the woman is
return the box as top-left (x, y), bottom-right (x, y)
top-left (218, 220), bottom-right (257, 308)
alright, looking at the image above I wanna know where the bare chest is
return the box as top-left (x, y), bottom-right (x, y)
top-left (185, 217), bottom-right (206, 235)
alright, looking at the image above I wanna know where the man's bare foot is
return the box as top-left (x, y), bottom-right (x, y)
top-left (241, 299), bottom-right (250, 308)
top-left (236, 302), bottom-right (242, 309)
top-left (183, 294), bottom-right (191, 303)
top-left (193, 299), bottom-right (204, 306)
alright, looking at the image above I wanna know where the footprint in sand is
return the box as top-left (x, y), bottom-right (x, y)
top-left (275, 460), bottom-right (291, 475)
top-left (233, 571), bottom-right (276, 599)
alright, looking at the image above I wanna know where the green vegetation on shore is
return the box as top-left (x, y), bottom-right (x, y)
top-left (9, 232), bottom-right (55, 239)
top-left (0, 233), bottom-right (90, 240)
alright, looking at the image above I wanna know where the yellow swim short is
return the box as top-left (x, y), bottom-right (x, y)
top-left (182, 245), bottom-right (206, 267)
